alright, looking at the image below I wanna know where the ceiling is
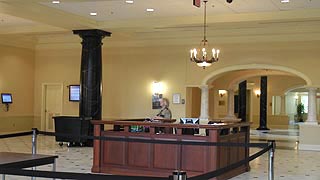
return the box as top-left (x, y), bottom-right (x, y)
top-left (1, 0), bottom-right (320, 48)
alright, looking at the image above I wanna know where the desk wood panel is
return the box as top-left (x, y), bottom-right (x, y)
top-left (92, 119), bottom-right (250, 180)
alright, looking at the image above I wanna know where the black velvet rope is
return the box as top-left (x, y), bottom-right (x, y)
top-left (0, 168), bottom-right (168, 180)
top-left (0, 145), bottom-right (272, 180)
top-left (0, 129), bottom-right (274, 180)
top-left (0, 131), bottom-right (33, 139)
top-left (188, 144), bottom-right (272, 180)
top-left (37, 130), bottom-right (268, 148)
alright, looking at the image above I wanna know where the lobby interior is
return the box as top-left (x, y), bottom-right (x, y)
top-left (1, 0), bottom-right (320, 179)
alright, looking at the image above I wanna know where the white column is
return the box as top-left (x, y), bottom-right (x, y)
top-left (224, 89), bottom-right (236, 119)
top-left (200, 85), bottom-right (209, 121)
top-left (280, 95), bottom-right (286, 115)
top-left (306, 87), bottom-right (318, 124)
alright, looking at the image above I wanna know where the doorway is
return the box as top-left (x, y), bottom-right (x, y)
top-left (41, 84), bottom-right (63, 132)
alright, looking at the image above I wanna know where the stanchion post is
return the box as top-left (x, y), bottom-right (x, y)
top-left (172, 170), bottom-right (187, 180)
top-left (268, 140), bottom-right (275, 180)
top-left (31, 128), bottom-right (38, 180)
top-left (32, 128), bottom-right (38, 155)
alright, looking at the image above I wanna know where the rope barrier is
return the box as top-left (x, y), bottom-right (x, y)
top-left (0, 129), bottom-right (274, 180)
top-left (0, 131), bottom-right (33, 139)
top-left (0, 168), bottom-right (168, 180)
top-left (0, 144), bottom-right (271, 180)
top-left (189, 144), bottom-right (272, 180)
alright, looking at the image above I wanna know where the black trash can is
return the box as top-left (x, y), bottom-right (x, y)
top-left (53, 116), bottom-right (92, 146)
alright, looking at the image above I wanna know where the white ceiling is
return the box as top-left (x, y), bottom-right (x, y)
top-left (1, 0), bottom-right (320, 48)
top-left (40, 0), bottom-right (320, 21)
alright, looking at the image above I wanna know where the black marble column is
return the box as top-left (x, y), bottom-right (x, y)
top-left (73, 29), bottom-right (111, 120)
top-left (257, 76), bottom-right (269, 130)
top-left (238, 80), bottom-right (247, 122)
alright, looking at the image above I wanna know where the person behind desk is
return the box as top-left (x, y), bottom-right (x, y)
top-left (153, 98), bottom-right (172, 133)
top-left (154, 98), bottom-right (172, 119)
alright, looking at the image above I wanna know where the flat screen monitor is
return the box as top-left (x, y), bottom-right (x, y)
top-left (1, 93), bottom-right (12, 104)
top-left (180, 118), bottom-right (199, 124)
top-left (180, 118), bottom-right (199, 135)
top-left (69, 85), bottom-right (80, 102)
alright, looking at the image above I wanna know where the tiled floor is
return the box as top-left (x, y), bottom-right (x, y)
top-left (0, 129), bottom-right (320, 180)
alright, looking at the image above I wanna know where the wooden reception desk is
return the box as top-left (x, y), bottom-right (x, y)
top-left (91, 119), bottom-right (250, 180)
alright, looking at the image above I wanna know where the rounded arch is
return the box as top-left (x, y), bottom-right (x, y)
top-left (201, 64), bottom-right (312, 86)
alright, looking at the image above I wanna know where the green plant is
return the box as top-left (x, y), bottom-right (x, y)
top-left (297, 103), bottom-right (305, 122)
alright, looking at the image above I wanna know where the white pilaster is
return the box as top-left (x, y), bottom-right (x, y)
top-left (306, 87), bottom-right (318, 124)
top-left (280, 95), bottom-right (286, 115)
top-left (225, 89), bottom-right (236, 119)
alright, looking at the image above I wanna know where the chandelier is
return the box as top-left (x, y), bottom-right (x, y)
top-left (190, 0), bottom-right (220, 69)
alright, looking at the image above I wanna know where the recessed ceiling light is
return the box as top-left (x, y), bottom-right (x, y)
top-left (125, 0), bottom-right (134, 4)
top-left (280, 0), bottom-right (290, 3)
top-left (146, 8), bottom-right (154, 12)
top-left (52, 0), bottom-right (60, 4)
top-left (90, 12), bottom-right (97, 16)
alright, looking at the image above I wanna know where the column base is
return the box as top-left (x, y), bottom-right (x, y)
top-left (256, 127), bottom-right (270, 130)
top-left (303, 121), bottom-right (319, 125)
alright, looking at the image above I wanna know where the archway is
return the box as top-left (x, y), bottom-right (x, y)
top-left (201, 64), bottom-right (311, 129)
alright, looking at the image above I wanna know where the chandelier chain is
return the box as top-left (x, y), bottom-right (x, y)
top-left (203, 0), bottom-right (207, 42)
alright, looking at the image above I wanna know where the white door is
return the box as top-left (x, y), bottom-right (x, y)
top-left (43, 84), bottom-right (63, 132)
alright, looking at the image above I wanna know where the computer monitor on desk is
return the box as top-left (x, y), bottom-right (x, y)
top-left (180, 118), bottom-right (199, 135)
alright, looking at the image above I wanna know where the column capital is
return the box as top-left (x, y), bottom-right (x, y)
top-left (73, 29), bottom-right (111, 38)
top-left (200, 85), bottom-right (209, 90)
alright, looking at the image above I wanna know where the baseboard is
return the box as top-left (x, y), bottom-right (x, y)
top-left (299, 144), bottom-right (320, 151)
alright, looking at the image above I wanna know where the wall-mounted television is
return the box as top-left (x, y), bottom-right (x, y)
top-left (1, 93), bottom-right (13, 104)
top-left (69, 85), bottom-right (80, 102)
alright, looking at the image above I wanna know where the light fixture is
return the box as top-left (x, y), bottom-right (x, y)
top-left (218, 90), bottom-right (227, 97)
top-left (125, 0), bottom-right (134, 4)
top-left (190, 0), bottom-right (220, 69)
top-left (90, 12), bottom-right (97, 16)
top-left (146, 8), bottom-right (154, 12)
top-left (152, 81), bottom-right (163, 95)
top-left (280, 0), bottom-right (290, 3)
top-left (254, 89), bottom-right (261, 98)
top-left (52, 0), bottom-right (60, 4)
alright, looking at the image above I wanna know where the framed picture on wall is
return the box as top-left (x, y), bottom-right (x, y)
top-left (152, 94), bottom-right (163, 109)
top-left (172, 93), bottom-right (181, 104)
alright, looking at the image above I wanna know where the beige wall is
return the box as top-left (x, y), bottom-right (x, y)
top-left (2, 37), bottom-right (320, 132)
top-left (0, 45), bottom-right (34, 133)
top-left (34, 45), bottom-right (187, 128)
top-left (32, 40), bottom-right (320, 127)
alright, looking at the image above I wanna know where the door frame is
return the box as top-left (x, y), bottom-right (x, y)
top-left (40, 83), bottom-right (64, 131)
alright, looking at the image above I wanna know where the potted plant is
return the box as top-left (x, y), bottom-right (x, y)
top-left (297, 103), bottom-right (305, 122)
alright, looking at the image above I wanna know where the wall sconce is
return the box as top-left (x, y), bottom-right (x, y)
top-left (218, 90), bottom-right (227, 97)
top-left (152, 81), bottom-right (163, 95)
top-left (254, 89), bottom-right (261, 98)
